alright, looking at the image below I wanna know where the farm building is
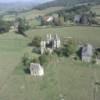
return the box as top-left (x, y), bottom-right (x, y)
top-left (81, 44), bottom-right (93, 63)
top-left (37, 14), bottom-right (60, 26)
top-left (74, 15), bottom-right (81, 24)
top-left (30, 63), bottom-right (44, 76)
top-left (74, 14), bottom-right (89, 25)
top-left (40, 16), bottom-right (54, 25)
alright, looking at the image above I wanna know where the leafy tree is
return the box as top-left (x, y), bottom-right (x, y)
top-left (0, 19), bottom-right (11, 33)
top-left (17, 18), bottom-right (29, 36)
top-left (31, 36), bottom-right (42, 47)
top-left (22, 53), bottom-right (30, 66)
top-left (54, 48), bottom-right (64, 57)
top-left (64, 39), bottom-right (76, 57)
top-left (39, 54), bottom-right (50, 66)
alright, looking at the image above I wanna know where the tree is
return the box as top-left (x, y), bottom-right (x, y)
top-left (17, 18), bottom-right (29, 36)
top-left (22, 53), bottom-right (30, 66)
top-left (59, 16), bottom-right (64, 25)
top-left (64, 39), bottom-right (76, 57)
top-left (39, 54), bottom-right (50, 66)
top-left (31, 36), bottom-right (42, 47)
top-left (0, 19), bottom-right (11, 33)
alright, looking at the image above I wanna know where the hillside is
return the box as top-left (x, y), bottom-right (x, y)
top-left (0, 2), bottom-right (38, 16)
top-left (0, 26), bottom-right (100, 100)
top-left (35, 0), bottom-right (100, 9)
top-left (0, 1), bottom-right (100, 100)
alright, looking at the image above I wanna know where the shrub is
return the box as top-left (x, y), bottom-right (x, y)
top-left (64, 39), bottom-right (76, 57)
top-left (22, 53), bottom-right (31, 67)
top-left (76, 47), bottom-right (83, 60)
top-left (54, 48), bottom-right (64, 57)
top-left (17, 18), bottom-right (30, 36)
top-left (33, 58), bottom-right (40, 63)
top-left (0, 20), bottom-right (11, 33)
top-left (31, 36), bottom-right (42, 47)
top-left (39, 54), bottom-right (50, 66)
top-left (22, 53), bottom-right (40, 67)
top-left (32, 47), bottom-right (40, 54)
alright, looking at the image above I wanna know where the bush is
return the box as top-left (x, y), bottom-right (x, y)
top-left (32, 47), bottom-right (40, 54)
top-left (64, 39), bottom-right (76, 57)
top-left (54, 48), bottom-right (64, 57)
top-left (76, 47), bottom-right (83, 59)
top-left (17, 18), bottom-right (30, 36)
top-left (22, 53), bottom-right (40, 67)
top-left (31, 36), bottom-right (42, 47)
top-left (39, 54), bottom-right (50, 66)
top-left (22, 53), bottom-right (31, 67)
top-left (33, 58), bottom-right (40, 63)
top-left (0, 20), bottom-right (11, 33)
top-left (94, 49), bottom-right (100, 59)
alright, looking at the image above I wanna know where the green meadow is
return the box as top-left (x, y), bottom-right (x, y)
top-left (0, 26), bottom-right (100, 100)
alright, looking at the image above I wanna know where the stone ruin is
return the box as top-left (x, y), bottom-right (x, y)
top-left (40, 34), bottom-right (61, 55)
top-left (30, 63), bottom-right (44, 76)
top-left (81, 44), bottom-right (93, 63)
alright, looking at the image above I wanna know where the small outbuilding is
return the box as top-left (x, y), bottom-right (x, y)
top-left (74, 14), bottom-right (89, 25)
top-left (30, 63), bottom-right (44, 76)
top-left (81, 44), bottom-right (93, 63)
top-left (74, 15), bottom-right (81, 24)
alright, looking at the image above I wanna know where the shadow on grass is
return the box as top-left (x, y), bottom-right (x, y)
top-left (28, 42), bottom-right (33, 47)
top-left (15, 31), bottom-right (27, 37)
top-left (76, 47), bottom-right (82, 60)
top-left (24, 68), bottom-right (30, 74)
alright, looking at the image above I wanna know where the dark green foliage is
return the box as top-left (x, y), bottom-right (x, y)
top-left (94, 48), bottom-right (100, 58)
top-left (54, 48), bottom-right (64, 57)
top-left (56, 5), bottom-right (91, 22)
top-left (76, 47), bottom-right (82, 60)
top-left (17, 18), bottom-right (30, 36)
top-left (33, 58), bottom-right (40, 63)
top-left (64, 39), bottom-right (76, 57)
top-left (39, 54), bottom-right (50, 66)
top-left (22, 53), bottom-right (31, 67)
top-left (22, 53), bottom-right (40, 67)
top-left (32, 47), bottom-right (40, 54)
top-left (0, 19), bottom-right (11, 33)
top-left (34, 0), bottom-right (99, 10)
top-left (31, 36), bottom-right (42, 47)
top-left (41, 17), bottom-right (47, 26)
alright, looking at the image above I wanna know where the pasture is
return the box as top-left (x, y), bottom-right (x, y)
top-left (91, 5), bottom-right (100, 16)
top-left (0, 26), bottom-right (100, 100)
top-left (3, 7), bottom-right (64, 21)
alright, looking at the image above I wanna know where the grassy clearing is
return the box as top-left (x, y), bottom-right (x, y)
top-left (0, 26), bottom-right (100, 100)
top-left (0, 32), bottom-right (28, 89)
top-left (27, 26), bottom-right (100, 47)
top-left (0, 56), bottom-right (99, 100)
top-left (91, 5), bottom-right (100, 15)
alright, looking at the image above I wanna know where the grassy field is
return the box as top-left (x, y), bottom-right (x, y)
top-left (91, 5), bottom-right (100, 16)
top-left (0, 26), bottom-right (100, 100)
top-left (3, 7), bottom-right (64, 21)
top-left (27, 26), bottom-right (100, 47)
